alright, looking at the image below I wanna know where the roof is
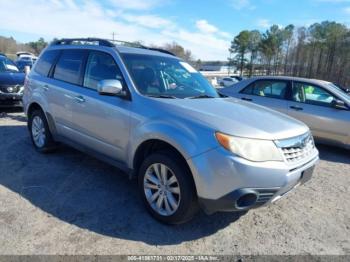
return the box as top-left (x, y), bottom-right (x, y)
top-left (248, 75), bottom-right (332, 85)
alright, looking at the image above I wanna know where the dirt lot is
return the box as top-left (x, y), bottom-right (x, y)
top-left (0, 109), bottom-right (349, 255)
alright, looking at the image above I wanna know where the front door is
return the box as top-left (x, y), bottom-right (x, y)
top-left (287, 81), bottom-right (350, 146)
top-left (69, 50), bottom-right (131, 161)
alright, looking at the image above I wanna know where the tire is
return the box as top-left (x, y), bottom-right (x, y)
top-left (28, 109), bottom-right (57, 153)
top-left (138, 152), bottom-right (199, 224)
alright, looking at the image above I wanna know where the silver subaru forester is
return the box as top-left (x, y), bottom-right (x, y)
top-left (22, 38), bottom-right (318, 224)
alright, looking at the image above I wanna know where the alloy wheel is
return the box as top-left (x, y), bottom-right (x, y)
top-left (143, 163), bottom-right (181, 216)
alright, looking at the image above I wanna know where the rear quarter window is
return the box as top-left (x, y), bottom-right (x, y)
top-left (34, 50), bottom-right (60, 77)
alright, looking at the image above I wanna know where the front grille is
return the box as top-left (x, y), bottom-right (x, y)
top-left (275, 132), bottom-right (316, 164)
top-left (282, 139), bottom-right (315, 163)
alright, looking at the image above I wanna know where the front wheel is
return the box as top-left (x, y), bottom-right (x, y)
top-left (138, 152), bottom-right (199, 224)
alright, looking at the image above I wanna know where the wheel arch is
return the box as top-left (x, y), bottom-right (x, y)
top-left (27, 102), bottom-right (57, 136)
top-left (133, 138), bottom-right (198, 196)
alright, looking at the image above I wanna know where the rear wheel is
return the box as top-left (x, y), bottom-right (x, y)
top-left (28, 110), bottom-right (57, 153)
top-left (138, 152), bottom-right (199, 224)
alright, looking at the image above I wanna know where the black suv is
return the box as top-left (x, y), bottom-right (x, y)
top-left (0, 54), bottom-right (25, 107)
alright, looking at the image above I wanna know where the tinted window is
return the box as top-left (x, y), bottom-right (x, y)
top-left (35, 50), bottom-right (59, 77)
top-left (253, 81), bottom-right (287, 98)
top-left (241, 83), bottom-right (254, 94)
top-left (84, 51), bottom-right (124, 90)
top-left (53, 50), bottom-right (86, 85)
top-left (292, 82), bottom-right (336, 107)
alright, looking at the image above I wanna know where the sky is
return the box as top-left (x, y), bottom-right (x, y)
top-left (0, 0), bottom-right (349, 60)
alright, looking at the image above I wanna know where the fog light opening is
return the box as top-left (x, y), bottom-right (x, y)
top-left (236, 193), bottom-right (258, 209)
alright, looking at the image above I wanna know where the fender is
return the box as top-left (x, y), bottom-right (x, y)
top-left (126, 117), bottom-right (217, 169)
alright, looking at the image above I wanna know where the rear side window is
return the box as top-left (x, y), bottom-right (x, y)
top-left (241, 80), bottom-right (288, 99)
top-left (34, 50), bottom-right (59, 77)
top-left (53, 50), bottom-right (86, 85)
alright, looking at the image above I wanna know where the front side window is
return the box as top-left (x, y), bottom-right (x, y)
top-left (84, 51), bottom-right (124, 90)
top-left (121, 54), bottom-right (219, 99)
top-left (35, 50), bottom-right (59, 77)
top-left (292, 82), bottom-right (336, 107)
top-left (53, 50), bottom-right (86, 85)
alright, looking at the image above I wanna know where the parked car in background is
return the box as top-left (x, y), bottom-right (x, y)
top-left (230, 76), bottom-right (245, 82)
top-left (0, 55), bottom-right (25, 107)
top-left (23, 38), bottom-right (318, 224)
top-left (220, 76), bottom-right (350, 149)
top-left (218, 77), bottom-right (238, 87)
top-left (16, 52), bottom-right (38, 64)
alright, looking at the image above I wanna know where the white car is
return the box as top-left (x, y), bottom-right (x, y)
top-left (16, 52), bottom-right (38, 63)
top-left (218, 77), bottom-right (238, 87)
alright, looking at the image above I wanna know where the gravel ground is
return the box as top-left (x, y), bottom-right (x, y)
top-left (0, 109), bottom-right (349, 255)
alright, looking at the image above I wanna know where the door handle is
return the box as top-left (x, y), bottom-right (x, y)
top-left (74, 95), bottom-right (85, 103)
top-left (290, 105), bottom-right (303, 111)
top-left (42, 85), bottom-right (49, 91)
top-left (241, 97), bottom-right (252, 101)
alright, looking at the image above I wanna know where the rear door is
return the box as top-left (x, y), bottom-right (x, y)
top-left (237, 79), bottom-right (290, 114)
top-left (49, 49), bottom-right (88, 138)
top-left (287, 81), bottom-right (350, 146)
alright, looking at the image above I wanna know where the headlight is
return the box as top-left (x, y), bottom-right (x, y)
top-left (215, 132), bottom-right (283, 162)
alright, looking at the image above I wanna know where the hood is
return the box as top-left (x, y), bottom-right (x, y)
top-left (158, 97), bottom-right (309, 140)
top-left (0, 72), bottom-right (25, 86)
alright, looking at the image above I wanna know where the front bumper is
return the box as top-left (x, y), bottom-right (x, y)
top-left (0, 92), bottom-right (23, 107)
top-left (187, 146), bottom-right (318, 214)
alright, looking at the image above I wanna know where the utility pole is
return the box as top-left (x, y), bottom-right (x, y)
top-left (112, 32), bottom-right (116, 41)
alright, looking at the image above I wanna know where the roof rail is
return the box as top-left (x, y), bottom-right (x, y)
top-left (51, 38), bottom-right (114, 47)
top-left (146, 47), bottom-right (175, 56)
top-left (107, 39), bottom-right (176, 56)
top-left (50, 37), bottom-right (176, 56)
top-left (107, 39), bottom-right (146, 48)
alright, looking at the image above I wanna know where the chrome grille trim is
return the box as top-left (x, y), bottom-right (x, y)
top-left (275, 132), bottom-right (316, 164)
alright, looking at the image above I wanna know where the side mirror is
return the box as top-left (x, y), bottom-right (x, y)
top-left (331, 99), bottom-right (348, 110)
top-left (97, 79), bottom-right (124, 96)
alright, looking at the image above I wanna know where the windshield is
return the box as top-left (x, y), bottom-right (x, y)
top-left (0, 57), bottom-right (19, 73)
top-left (329, 83), bottom-right (350, 98)
top-left (121, 53), bottom-right (219, 99)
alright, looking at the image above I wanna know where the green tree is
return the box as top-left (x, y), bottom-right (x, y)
top-left (27, 38), bottom-right (48, 55)
top-left (247, 30), bottom-right (262, 76)
top-left (229, 30), bottom-right (250, 76)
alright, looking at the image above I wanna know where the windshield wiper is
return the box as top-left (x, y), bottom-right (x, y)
top-left (187, 94), bottom-right (215, 99)
top-left (146, 94), bottom-right (178, 99)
